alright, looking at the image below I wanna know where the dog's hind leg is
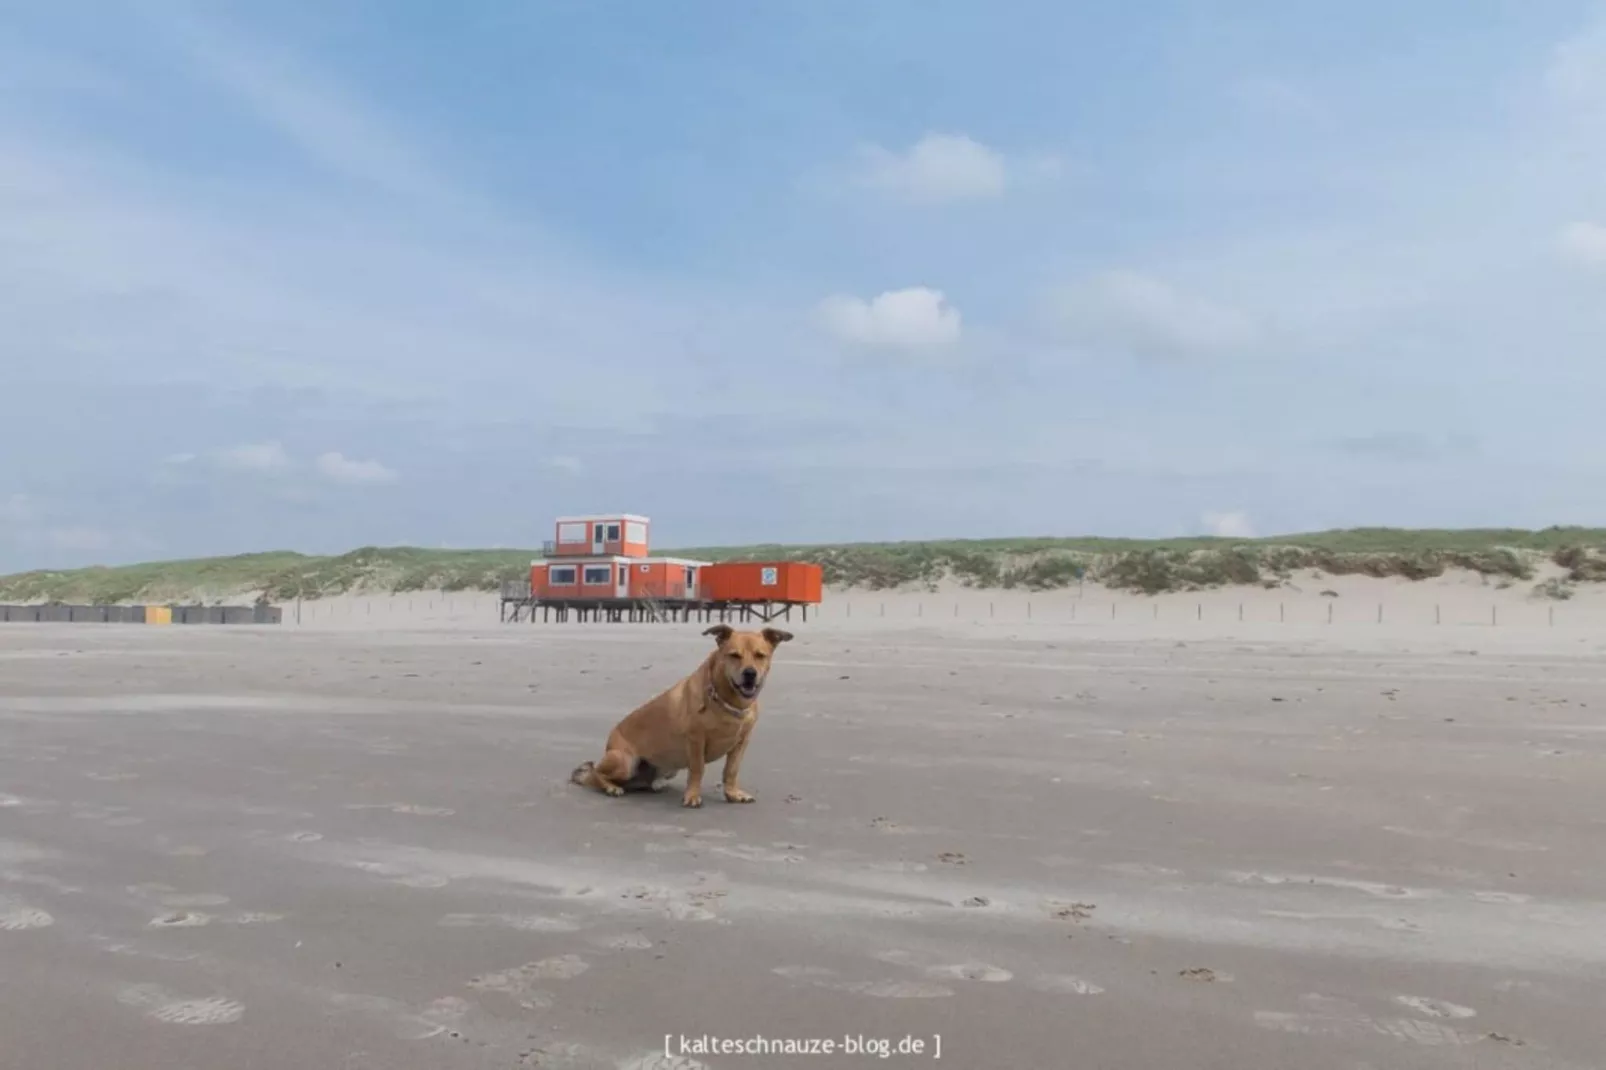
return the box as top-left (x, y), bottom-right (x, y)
top-left (619, 758), bottom-right (663, 793)
top-left (586, 749), bottom-right (638, 797)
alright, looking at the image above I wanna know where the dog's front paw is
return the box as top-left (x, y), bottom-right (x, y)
top-left (602, 784), bottom-right (625, 797)
top-left (681, 791), bottom-right (703, 809)
top-left (722, 786), bottom-right (755, 803)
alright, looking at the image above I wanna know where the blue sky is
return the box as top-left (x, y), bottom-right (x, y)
top-left (5, 0), bottom-right (1606, 569)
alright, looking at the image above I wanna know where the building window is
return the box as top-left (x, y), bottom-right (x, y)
top-left (556, 522), bottom-right (587, 544)
top-left (582, 565), bottom-right (612, 585)
top-left (605, 524), bottom-right (620, 541)
top-left (548, 566), bottom-right (577, 585)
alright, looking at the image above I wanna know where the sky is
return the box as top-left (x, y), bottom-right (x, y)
top-left (5, 0), bottom-right (1606, 570)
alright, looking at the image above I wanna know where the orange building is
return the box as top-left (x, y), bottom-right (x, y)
top-left (545, 513), bottom-right (651, 559)
top-left (515, 512), bottom-right (823, 622)
top-left (530, 513), bottom-right (709, 603)
top-left (698, 561), bottom-right (823, 604)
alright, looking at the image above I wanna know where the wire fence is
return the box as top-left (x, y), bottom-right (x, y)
top-left (277, 593), bottom-right (1606, 631)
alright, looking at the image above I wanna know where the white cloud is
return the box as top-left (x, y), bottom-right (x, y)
top-left (1050, 270), bottom-right (1259, 360)
top-left (1558, 221), bottom-right (1606, 268)
top-left (544, 455), bottom-right (583, 474)
top-left (216, 440), bottom-right (291, 473)
top-left (1201, 510), bottom-right (1256, 538)
top-left (1546, 18), bottom-right (1606, 105)
top-left (314, 451), bottom-right (398, 485)
top-left (815, 287), bottom-right (962, 351)
top-left (139, 7), bottom-right (464, 211)
top-left (856, 133), bottom-right (1010, 203)
top-left (163, 452), bottom-right (197, 465)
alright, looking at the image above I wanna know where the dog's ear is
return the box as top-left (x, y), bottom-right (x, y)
top-left (761, 627), bottom-right (794, 648)
top-left (702, 624), bottom-right (734, 645)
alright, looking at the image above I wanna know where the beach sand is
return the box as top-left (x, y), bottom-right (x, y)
top-left (2, 575), bottom-right (1603, 1068)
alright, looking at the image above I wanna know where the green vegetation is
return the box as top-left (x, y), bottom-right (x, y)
top-left (3, 526), bottom-right (1605, 603)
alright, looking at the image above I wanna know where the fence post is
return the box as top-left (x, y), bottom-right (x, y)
top-left (989, 602), bottom-right (994, 618)
top-left (1435, 604), bottom-right (1440, 625)
top-left (917, 602), bottom-right (923, 617)
top-left (1238, 603), bottom-right (1243, 621)
top-left (1027, 601), bottom-right (1032, 619)
top-left (1197, 603), bottom-right (1202, 620)
top-left (1111, 602), bottom-right (1116, 619)
top-left (1492, 604), bottom-right (1497, 626)
top-left (1153, 602), bottom-right (1158, 619)
top-left (1376, 603), bottom-right (1382, 624)
top-left (1327, 602), bottom-right (1333, 624)
top-left (1550, 605), bottom-right (1555, 627)
top-left (1279, 602), bottom-right (1285, 623)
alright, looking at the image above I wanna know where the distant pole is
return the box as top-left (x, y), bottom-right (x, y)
top-left (1279, 603), bottom-right (1285, 623)
top-left (1550, 605), bottom-right (1555, 627)
top-left (1027, 601), bottom-right (1032, 619)
top-left (1238, 603), bottom-right (1243, 622)
top-left (1153, 602), bottom-right (1158, 620)
top-left (1327, 602), bottom-right (1333, 624)
top-left (1435, 604), bottom-right (1440, 625)
top-left (1197, 603), bottom-right (1202, 620)
top-left (1111, 602), bottom-right (1116, 620)
top-left (1492, 604), bottom-right (1497, 627)
top-left (1376, 603), bottom-right (1382, 624)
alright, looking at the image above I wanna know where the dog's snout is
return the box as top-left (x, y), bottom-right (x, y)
top-left (740, 667), bottom-right (758, 684)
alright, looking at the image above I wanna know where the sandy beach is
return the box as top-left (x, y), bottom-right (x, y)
top-left (2, 576), bottom-right (1604, 1068)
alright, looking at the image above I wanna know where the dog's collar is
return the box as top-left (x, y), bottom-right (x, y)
top-left (705, 681), bottom-right (754, 718)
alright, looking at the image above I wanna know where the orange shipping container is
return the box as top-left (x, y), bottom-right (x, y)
top-left (700, 561), bottom-right (822, 604)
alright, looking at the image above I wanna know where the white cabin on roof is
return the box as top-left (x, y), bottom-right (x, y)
top-left (549, 514), bottom-right (651, 559)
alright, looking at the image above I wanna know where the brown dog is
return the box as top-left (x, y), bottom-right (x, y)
top-left (569, 624), bottom-right (793, 808)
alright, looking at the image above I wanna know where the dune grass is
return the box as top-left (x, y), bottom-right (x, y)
top-left (2, 526), bottom-right (1603, 603)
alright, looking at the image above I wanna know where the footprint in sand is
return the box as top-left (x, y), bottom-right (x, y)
top-left (618, 1055), bottom-right (713, 1070)
top-left (117, 984), bottom-right (243, 1026)
top-left (1030, 974), bottom-right (1105, 995)
top-left (326, 992), bottom-right (462, 1040)
top-left (440, 913), bottom-right (581, 933)
top-left (345, 803), bottom-right (456, 817)
top-left (772, 965), bottom-right (953, 999)
top-left (469, 955), bottom-right (590, 1008)
top-left (0, 905), bottom-right (54, 931)
top-left (924, 962), bottom-right (1013, 983)
top-left (1394, 996), bottom-right (1476, 1020)
top-left (149, 912), bottom-right (212, 928)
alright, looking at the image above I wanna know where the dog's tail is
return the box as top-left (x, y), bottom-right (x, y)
top-left (569, 760), bottom-right (595, 787)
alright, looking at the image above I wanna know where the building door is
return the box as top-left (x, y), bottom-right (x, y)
top-left (592, 523), bottom-right (605, 555)
top-left (617, 565), bottom-right (630, 599)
